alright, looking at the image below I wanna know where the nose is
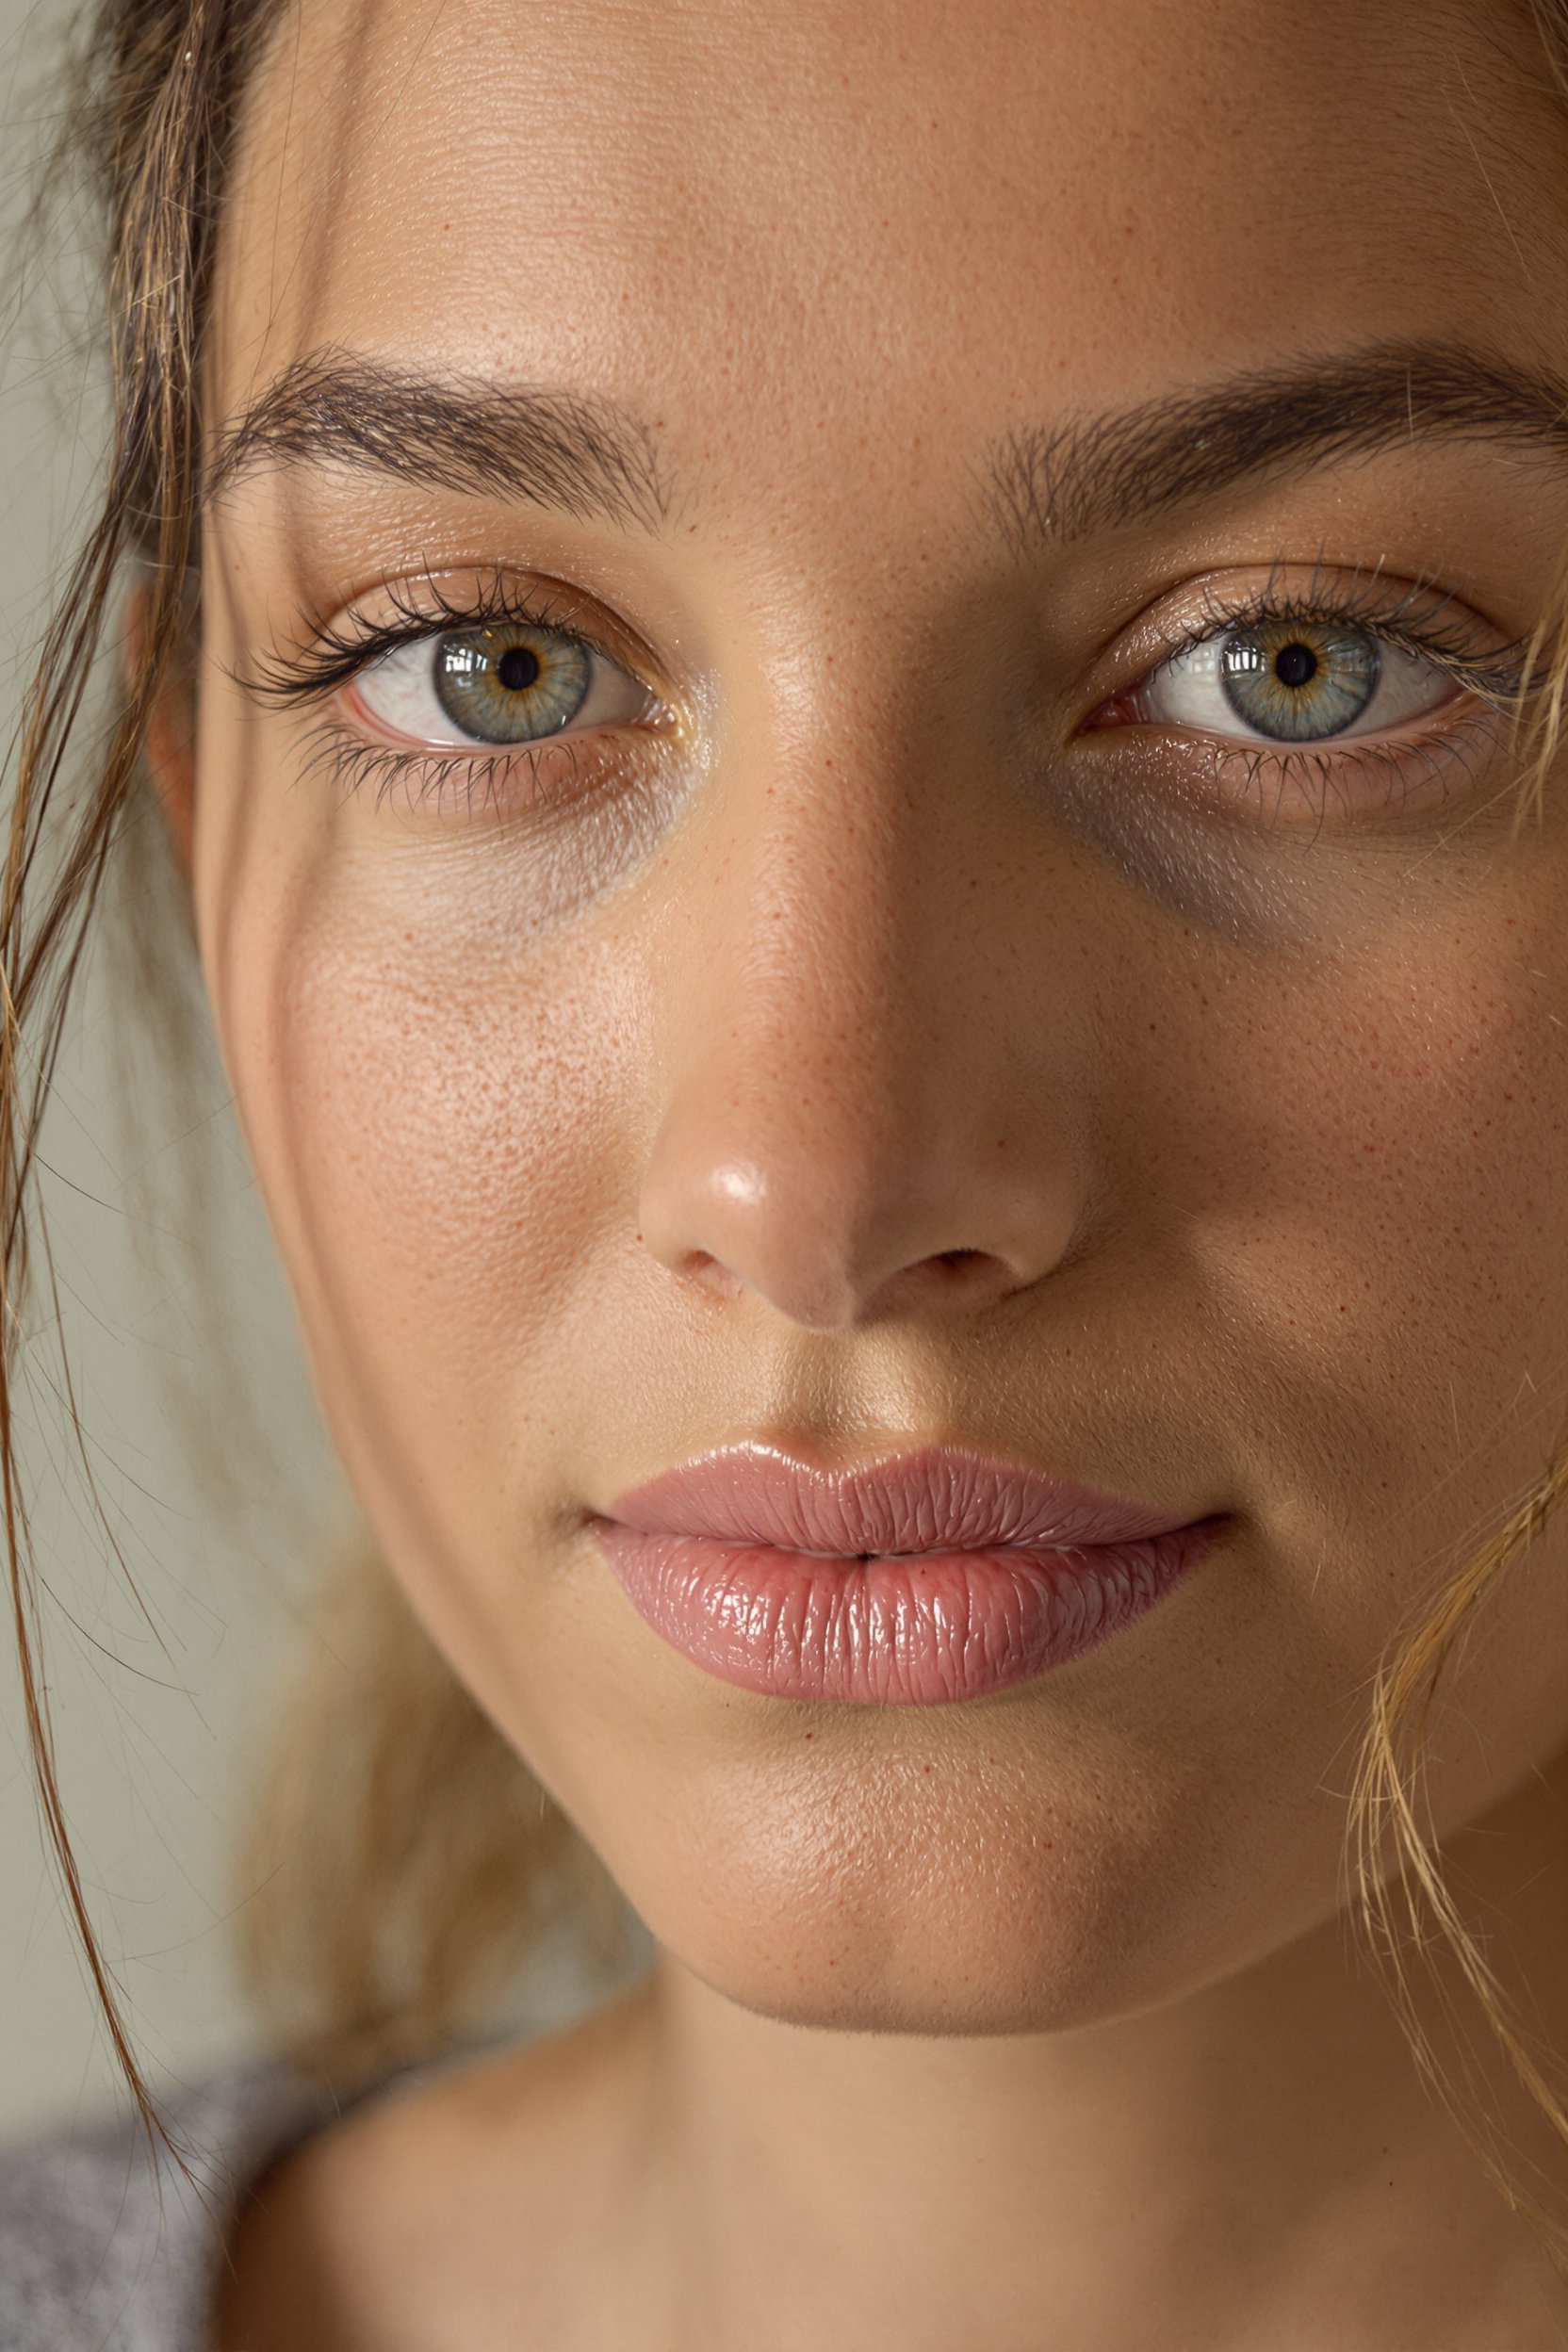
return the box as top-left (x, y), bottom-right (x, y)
top-left (636, 764), bottom-right (1086, 1332)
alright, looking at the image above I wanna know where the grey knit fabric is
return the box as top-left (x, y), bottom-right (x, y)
top-left (0, 2064), bottom-right (344, 2350)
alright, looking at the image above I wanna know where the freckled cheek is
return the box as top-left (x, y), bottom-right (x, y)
top-left (216, 875), bottom-right (646, 1505)
top-left (1124, 938), bottom-right (1568, 1519)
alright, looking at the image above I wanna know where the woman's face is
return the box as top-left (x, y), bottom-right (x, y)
top-left (195, 0), bottom-right (1568, 2032)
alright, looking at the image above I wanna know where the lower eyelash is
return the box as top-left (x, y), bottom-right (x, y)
top-left (309, 696), bottom-right (1507, 832)
top-left (295, 716), bottom-right (581, 819)
top-left (1193, 703), bottom-right (1506, 834)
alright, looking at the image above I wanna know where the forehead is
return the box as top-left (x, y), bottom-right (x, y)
top-left (215, 0), bottom-right (1564, 515)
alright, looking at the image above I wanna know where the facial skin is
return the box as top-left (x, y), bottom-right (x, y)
top-left (185, 0), bottom-right (1568, 2342)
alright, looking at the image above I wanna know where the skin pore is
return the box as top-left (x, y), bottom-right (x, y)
top-left (167, 0), bottom-right (1568, 2343)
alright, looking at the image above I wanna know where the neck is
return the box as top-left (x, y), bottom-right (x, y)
top-left (617, 1767), bottom-right (1568, 2352)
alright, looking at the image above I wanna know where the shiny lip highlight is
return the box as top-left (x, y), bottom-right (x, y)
top-left (594, 1445), bottom-right (1225, 1706)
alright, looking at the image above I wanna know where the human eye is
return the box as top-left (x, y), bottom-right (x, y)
top-left (1135, 616), bottom-right (1454, 744)
top-left (1079, 572), bottom-right (1529, 830)
top-left (351, 615), bottom-right (647, 750)
top-left (253, 573), bottom-right (668, 820)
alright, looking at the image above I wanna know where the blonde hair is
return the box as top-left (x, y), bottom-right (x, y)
top-left (1340, 3), bottom-right (1568, 2253)
top-left (5, 0), bottom-right (1568, 2231)
top-left (231, 1539), bottom-right (629, 2082)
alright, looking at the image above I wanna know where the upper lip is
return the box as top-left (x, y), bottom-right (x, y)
top-left (601, 1444), bottom-right (1207, 1556)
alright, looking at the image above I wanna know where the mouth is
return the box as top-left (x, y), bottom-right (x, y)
top-left (592, 1445), bottom-right (1226, 1706)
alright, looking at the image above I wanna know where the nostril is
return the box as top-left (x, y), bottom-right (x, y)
top-left (893, 1248), bottom-right (1026, 1311)
top-left (675, 1248), bottom-right (744, 1299)
top-left (923, 1249), bottom-right (995, 1283)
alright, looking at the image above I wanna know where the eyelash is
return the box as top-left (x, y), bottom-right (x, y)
top-left (253, 565), bottom-right (1531, 824)
top-left (255, 573), bottom-right (603, 702)
top-left (1138, 571), bottom-right (1527, 708)
top-left (253, 572), bottom-right (654, 815)
top-left (1094, 572), bottom-right (1530, 816)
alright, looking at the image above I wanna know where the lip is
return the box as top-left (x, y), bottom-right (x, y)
top-left (593, 1445), bottom-right (1224, 1706)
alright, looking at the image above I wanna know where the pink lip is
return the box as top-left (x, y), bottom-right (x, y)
top-left (594, 1446), bottom-right (1223, 1706)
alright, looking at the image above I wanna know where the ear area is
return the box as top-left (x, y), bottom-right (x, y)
top-left (127, 579), bottom-right (199, 876)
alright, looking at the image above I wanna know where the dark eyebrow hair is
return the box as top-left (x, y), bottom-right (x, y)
top-left (986, 342), bottom-right (1568, 550)
top-left (204, 348), bottom-right (671, 529)
top-left (209, 340), bottom-right (1568, 553)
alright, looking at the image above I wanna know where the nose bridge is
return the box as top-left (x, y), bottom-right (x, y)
top-left (637, 719), bottom-right (1083, 1331)
top-left (706, 766), bottom-right (920, 1139)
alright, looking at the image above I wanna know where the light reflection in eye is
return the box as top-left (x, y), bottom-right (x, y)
top-left (351, 619), bottom-right (648, 749)
top-left (1135, 616), bottom-right (1458, 745)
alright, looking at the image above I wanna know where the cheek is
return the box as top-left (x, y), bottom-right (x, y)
top-left (200, 816), bottom-right (648, 1606)
top-left (1126, 900), bottom-right (1568, 1545)
top-left (1105, 892), bottom-right (1568, 1861)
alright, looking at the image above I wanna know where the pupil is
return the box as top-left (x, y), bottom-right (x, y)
top-left (1273, 641), bottom-right (1318, 691)
top-left (497, 644), bottom-right (541, 693)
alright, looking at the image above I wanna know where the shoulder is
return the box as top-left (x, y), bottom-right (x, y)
top-left (0, 2097), bottom-right (166, 2350)
top-left (0, 2065), bottom-right (333, 2352)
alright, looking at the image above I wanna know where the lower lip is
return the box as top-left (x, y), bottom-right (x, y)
top-left (593, 1520), bottom-right (1223, 1706)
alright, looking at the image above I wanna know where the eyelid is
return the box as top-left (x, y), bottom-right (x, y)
top-left (249, 565), bottom-right (678, 720)
top-left (1076, 565), bottom-right (1529, 729)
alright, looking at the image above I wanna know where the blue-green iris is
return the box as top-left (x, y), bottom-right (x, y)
top-left (433, 623), bottom-right (592, 744)
top-left (1219, 620), bottom-right (1380, 742)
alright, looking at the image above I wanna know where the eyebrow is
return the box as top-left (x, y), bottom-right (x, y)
top-left (204, 348), bottom-right (671, 530)
top-left (207, 340), bottom-right (1568, 553)
top-left (984, 341), bottom-right (1568, 549)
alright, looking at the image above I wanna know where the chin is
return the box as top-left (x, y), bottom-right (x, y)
top-left (681, 1955), bottom-right (1117, 2039)
top-left (609, 1774), bottom-right (1238, 2040)
top-left (653, 1878), bottom-right (1190, 2039)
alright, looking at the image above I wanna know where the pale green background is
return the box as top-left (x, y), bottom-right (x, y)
top-left (0, 0), bottom-right (339, 2142)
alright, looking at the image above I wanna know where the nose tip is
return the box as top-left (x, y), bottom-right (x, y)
top-left (639, 1147), bottom-right (1074, 1331)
